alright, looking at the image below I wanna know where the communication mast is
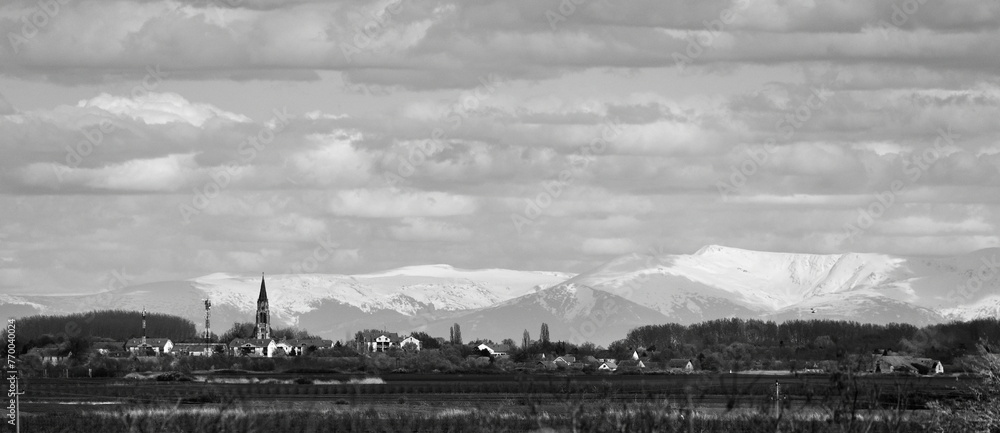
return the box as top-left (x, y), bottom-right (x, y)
top-left (203, 299), bottom-right (212, 342)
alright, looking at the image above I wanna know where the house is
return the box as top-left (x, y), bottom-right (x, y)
top-left (617, 360), bottom-right (645, 371)
top-left (356, 331), bottom-right (404, 352)
top-left (554, 355), bottom-right (577, 366)
top-left (874, 355), bottom-right (944, 375)
top-left (399, 336), bottom-right (422, 351)
top-left (537, 360), bottom-right (557, 370)
top-left (173, 343), bottom-right (224, 357)
top-left (126, 338), bottom-right (173, 356)
top-left (598, 360), bottom-right (618, 371)
top-left (276, 339), bottom-right (333, 356)
top-left (476, 343), bottom-right (511, 357)
top-left (93, 341), bottom-right (127, 356)
top-left (667, 359), bottom-right (694, 371)
top-left (229, 338), bottom-right (277, 357)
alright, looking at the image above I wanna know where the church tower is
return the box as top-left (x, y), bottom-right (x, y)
top-left (254, 273), bottom-right (271, 340)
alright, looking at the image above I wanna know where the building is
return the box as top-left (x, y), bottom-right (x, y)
top-left (276, 339), bottom-right (334, 356)
top-left (617, 360), bottom-right (646, 371)
top-left (254, 274), bottom-right (271, 340)
top-left (126, 338), bottom-right (173, 355)
top-left (173, 343), bottom-right (224, 357)
top-left (230, 338), bottom-right (277, 357)
top-left (356, 331), bottom-right (408, 352)
top-left (476, 343), bottom-right (510, 357)
top-left (399, 336), bottom-right (422, 351)
top-left (553, 355), bottom-right (576, 366)
top-left (668, 359), bottom-right (694, 371)
top-left (598, 360), bottom-right (618, 371)
top-left (874, 355), bottom-right (944, 375)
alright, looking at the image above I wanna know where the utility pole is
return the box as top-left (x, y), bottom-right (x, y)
top-left (12, 372), bottom-right (24, 433)
top-left (774, 380), bottom-right (781, 418)
top-left (203, 299), bottom-right (212, 342)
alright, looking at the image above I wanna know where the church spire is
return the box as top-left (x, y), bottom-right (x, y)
top-left (258, 272), bottom-right (268, 302)
top-left (254, 273), bottom-right (271, 340)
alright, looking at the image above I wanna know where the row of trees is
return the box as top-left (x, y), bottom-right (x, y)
top-left (14, 310), bottom-right (198, 357)
top-left (615, 318), bottom-right (1000, 367)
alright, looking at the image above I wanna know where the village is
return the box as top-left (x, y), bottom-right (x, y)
top-left (27, 275), bottom-right (948, 377)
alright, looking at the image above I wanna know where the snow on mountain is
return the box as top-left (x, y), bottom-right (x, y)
top-left (564, 245), bottom-right (1000, 327)
top-left (0, 266), bottom-right (573, 339)
top-left (3, 245), bottom-right (997, 345)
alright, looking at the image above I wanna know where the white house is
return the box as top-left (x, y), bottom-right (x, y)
top-left (229, 338), bottom-right (277, 357)
top-left (598, 361), bottom-right (618, 371)
top-left (399, 336), bottom-right (422, 351)
top-left (356, 331), bottom-right (403, 352)
top-left (276, 339), bottom-right (334, 356)
top-left (476, 343), bottom-right (511, 357)
top-left (667, 359), bottom-right (694, 371)
top-left (126, 338), bottom-right (173, 356)
top-left (173, 343), bottom-right (224, 357)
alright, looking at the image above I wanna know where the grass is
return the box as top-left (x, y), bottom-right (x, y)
top-left (22, 402), bottom-right (949, 433)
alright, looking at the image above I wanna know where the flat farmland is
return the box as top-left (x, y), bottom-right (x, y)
top-left (21, 373), bottom-right (977, 410)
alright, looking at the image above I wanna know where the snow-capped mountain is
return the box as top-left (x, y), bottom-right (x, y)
top-left (2, 246), bottom-right (998, 345)
top-left (0, 266), bottom-right (572, 341)
top-left (561, 245), bottom-right (1000, 328)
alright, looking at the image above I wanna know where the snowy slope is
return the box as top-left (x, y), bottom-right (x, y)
top-left (3, 246), bottom-right (998, 345)
top-left (565, 245), bottom-right (1000, 326)
top-left (1, 266), bottom-right (573, 339)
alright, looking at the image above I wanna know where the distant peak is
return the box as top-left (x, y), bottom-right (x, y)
top-left (694, 245), bottom-right (733, 255)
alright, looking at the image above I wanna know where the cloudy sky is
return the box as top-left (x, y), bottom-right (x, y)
top-left (1, 0), bottom-right (999, 294)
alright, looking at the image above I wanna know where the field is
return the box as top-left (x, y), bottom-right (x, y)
top-left (16, 372), bottom-right (987, 432)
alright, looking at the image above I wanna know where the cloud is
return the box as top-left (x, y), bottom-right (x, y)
top-left (581, 237), bottom-right (639, 256)
top-left (79, 93), bottom-right (251, 126)
top-left (329, 188), bottom-right (478, 218)
top-left (1, 0), bottom-right (999, 88)
top-left (389, 217), bottom-right (473, 242)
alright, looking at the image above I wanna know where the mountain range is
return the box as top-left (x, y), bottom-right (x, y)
top-left (2, 245), bottom-right (998, 345)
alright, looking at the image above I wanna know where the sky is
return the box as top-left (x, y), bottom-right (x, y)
top-left (0, 0), bottom-right (998, 294)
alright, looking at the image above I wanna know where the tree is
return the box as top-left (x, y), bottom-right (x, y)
top-left (501, 338), bottom-right (516, 348)
top-left (522, 329), bottom-right (530, 349)
top-left (451, 323), bottom-right (462, 345)
top-left (220, 322), bottom-right (255, 343)
top-left (540, 323), bottom-right (550, 344)
top-left (410, 331), bottom-right (441, 349)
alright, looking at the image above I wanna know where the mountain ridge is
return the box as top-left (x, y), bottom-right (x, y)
top-left (2, 246), bottom-right (997, 345)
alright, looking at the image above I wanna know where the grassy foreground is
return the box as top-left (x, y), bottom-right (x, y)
top-left (19, 400), bottom-right (990, 433)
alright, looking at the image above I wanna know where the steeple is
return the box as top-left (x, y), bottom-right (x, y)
top-left (258, 272), bottom-right (267, 302)
top-left (254, 273), bottom-right (271, 340)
